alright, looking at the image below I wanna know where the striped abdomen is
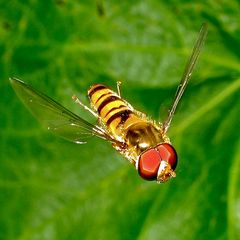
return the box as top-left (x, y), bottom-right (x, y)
top-left (88, 84), bottom-right (163, 156)
top-left (88, 84), bottom-right (142, 140)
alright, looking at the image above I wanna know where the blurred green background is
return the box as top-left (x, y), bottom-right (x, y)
top-left (1, 1), bottom-right (240, 240)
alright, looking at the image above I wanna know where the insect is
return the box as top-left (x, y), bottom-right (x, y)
top-left (10, 23), bottom-right (208, 183)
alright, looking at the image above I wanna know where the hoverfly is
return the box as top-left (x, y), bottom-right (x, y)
top-left (10, 23), bottom-right (208, 183)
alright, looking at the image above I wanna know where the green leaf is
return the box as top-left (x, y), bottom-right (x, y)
top-left (1, 1), bottom-right (240, 240)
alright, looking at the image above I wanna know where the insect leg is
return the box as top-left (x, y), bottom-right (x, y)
top-left (72, 95), bottom-right (99, 118)
top-left (116, 81), bottom-right (122, 97)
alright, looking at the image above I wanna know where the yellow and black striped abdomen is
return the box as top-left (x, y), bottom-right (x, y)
top-left (88, 84), bottom-right (143, 140)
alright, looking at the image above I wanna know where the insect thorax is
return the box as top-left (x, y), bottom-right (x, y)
top-left (125, 122), bottom-right (164, 156)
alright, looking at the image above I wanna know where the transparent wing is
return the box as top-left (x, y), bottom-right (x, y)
top-left (163, 23), bottom-right (208, 133)
top-left (10, 77), bottom-right (112, 144)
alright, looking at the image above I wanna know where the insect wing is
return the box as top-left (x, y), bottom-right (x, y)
top-left (10, 78), bottom-right (109, 144)
top-left (163, 23), bottom-right (208, 133)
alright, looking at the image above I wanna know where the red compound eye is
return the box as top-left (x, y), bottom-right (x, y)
top-left (156, 143), bottom-right (178, 170)
top-left (138, 148), bottom-right (161, 180)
